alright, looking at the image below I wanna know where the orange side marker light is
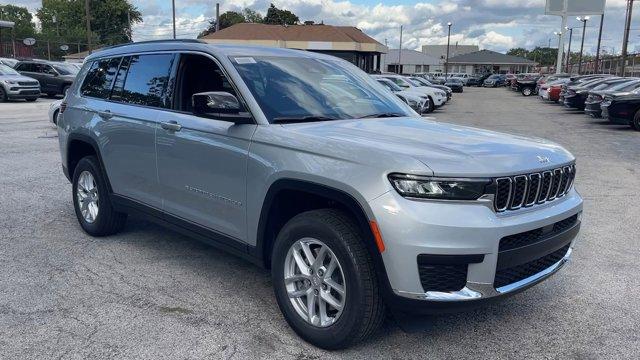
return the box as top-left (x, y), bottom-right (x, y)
top-left (369, 221), bottom-right (386, 253)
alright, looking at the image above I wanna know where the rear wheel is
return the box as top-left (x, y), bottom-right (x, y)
top-left (0, 87), bottom-right (6, 102)
top-left (522, 87), bottom-right (533, 96)
top-left (271, 209), bottom-right (385, 349)
top-left (632, 110), bottom-right (640, 131)
top-left (72, 156), bottom-right (127, 236)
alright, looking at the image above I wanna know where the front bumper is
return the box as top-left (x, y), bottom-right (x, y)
top-left (369, 188), bottom-right (583, 309)
top-left (5, 85), bottom-right (40, 99)
top-left (584, 101), bottom-right (603, 117)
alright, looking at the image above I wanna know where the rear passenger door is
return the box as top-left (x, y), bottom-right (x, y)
top-left (75, 54), bottom-right (176, 210)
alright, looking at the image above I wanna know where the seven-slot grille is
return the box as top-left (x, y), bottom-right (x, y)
top-left (494, 164), bottom-right (575, 212)
top-left (18, 81), bottom-right (39, 86)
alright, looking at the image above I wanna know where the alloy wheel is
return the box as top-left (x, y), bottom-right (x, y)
top-left (76, 171), bottom-right (99, 223)
top-left (284, 238), bottom-right (346, 327)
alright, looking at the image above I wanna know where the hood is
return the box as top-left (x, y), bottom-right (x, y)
top-left (0, 74), bottom-right (39, 83)
top-left (281, 117), bottom-right (574, 177)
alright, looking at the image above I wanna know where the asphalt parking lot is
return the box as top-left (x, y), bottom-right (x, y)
top-left (1, 88), bottom-right (639, 359)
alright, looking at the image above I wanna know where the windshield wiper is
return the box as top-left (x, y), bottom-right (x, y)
top-left (357, 112), bottom-right (405, 119)
top-left (272, 115), bottom-right (338, 124)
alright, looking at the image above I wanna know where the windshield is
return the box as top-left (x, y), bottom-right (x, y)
top-left (377, 79), bottom-right (403, 92)
top-left (52, 63), bottom-right (79, 76)
top-left (487, 75), bottom-right (500, 79)
top-left (412, 77), bottom-right (432, 86)
top-left (0, 64), bottom-right (19, 75)
top-left (232, 56), bottom-right (412, 122)
top-left (609, 80), bottom-right (640, 92)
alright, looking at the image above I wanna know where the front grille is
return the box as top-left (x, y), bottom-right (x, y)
top-left (499, 214), bottom-right (578, 252)
top-left (18, 81), bottom-right (39, 86)
top-left (494, 165), bottom-right (575, 212)
top-left (494, 244), bottom-right (570, 288)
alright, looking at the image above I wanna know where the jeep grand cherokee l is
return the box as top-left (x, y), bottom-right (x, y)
top-left (56, 40), bottom-right (583, 349)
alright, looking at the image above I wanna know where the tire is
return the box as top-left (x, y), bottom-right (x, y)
top-left (271, 209), bottom-right (385, 350)
top-left (72, 156), bottom-right (127, 236)
top-left (632, 111), bottom-right (640, 131)
top-left (426, 96), bottom-right (435, 113)
top-left (26, 97), bottom-right (38, 102)
top-left (0, 86), bottom-right (6, 102)
top-left (522, 87), bottom-right (533, 96)
top-left (52, 110), bottom-right (59, 124)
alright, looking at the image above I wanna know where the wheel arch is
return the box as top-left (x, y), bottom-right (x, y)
top-left (66, 133), bottom-right (112, 192)
top-left (256, 178), bottom-right (388, 273)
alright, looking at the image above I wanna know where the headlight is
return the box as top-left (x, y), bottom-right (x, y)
top-left (406, 98), bottom-right (418, 107)
top-left (3, 80), bottom-right (17, 84)
top-left (388, 174), bottom-right (491, 200)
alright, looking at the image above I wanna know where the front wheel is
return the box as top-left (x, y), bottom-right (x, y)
top-left (632, 110), bottom-right (640, 131)
top-left (522, 87), bottom-right (533, 96)
top-left (426, 96), bottom-right (435, 113)
top-left (271, 209), bottom-right (385, 349)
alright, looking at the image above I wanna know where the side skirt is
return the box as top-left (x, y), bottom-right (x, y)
top-left (111, 194), bottom-right (264, 267)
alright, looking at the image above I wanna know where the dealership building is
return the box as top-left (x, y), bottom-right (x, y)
top-left (380, 49), bottom-right (440, 74)
top-left (201, 23), bottom-right (388, 73)
top-left (446, 49), bottom-right (537, 74)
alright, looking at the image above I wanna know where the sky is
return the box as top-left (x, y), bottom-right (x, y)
top-left (11, 0), bottom-right (640, 55)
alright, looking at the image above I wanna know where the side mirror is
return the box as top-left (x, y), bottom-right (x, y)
top-left (192, 91), bottom-right (252, 124)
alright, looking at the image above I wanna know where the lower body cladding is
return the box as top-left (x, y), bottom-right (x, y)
top-left (369, 189), bottom-right (583, 313)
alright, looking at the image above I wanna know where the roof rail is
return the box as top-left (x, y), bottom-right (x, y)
top-left (100, 39), bottom-right (206, 51)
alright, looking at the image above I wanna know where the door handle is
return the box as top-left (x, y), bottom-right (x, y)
top-left (97, 110), bottom-right (113, 119)
top-left (161, 121), bottom-right (182, 132)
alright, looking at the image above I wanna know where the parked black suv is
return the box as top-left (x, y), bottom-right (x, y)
top-left (15, 60), bottom-right (78, 97)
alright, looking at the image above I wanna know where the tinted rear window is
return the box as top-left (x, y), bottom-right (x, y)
top-left (114, 54), bottom-right (175, 108)
top-left (80, 57), bottom-right (122, 99)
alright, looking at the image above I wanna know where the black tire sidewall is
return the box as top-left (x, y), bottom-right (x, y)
top-left (72, 156), bottom-right (113, 235)
top-left (271, 213), bottom-right (370, 349)
top-left (633, 111), bottom-right (640, 131)
top-left (0, 87), bottom-right (6, 102)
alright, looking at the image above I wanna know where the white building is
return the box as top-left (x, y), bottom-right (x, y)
top-left (380, 49), bottom-right (440, 74)
top-left (422, 44), bottom-right (479, 63)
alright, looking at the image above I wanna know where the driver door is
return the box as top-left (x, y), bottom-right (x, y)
top-left (155, 53), bottom-right (256, 243)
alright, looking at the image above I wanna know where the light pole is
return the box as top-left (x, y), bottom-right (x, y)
top-left (172, 0), bottom-right (176, 39)
top-left (594, 14), bottom-right (605, 73)
top-left (445, 22), bottom-right (452, 77)
top-left (565, 27), bottom-right (573, 73)
top-left (554, 31), bottom-right (562, 72)
top-left (577, 16), bottom-right (589, 74)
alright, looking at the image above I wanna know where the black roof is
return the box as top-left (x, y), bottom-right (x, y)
top-left (447, 49), bottom-right (536, 65)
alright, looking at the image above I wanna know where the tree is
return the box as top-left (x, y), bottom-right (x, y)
top-left (36, 0), bottom-right (141, 46)
top-left (243, 8), bottom-right (263, 23)
top-left (506, 46), bottom-right (558, 66)
top-left (0, 4), bottom-right (37, 39)
top-left (263, 4), bottom-right (299, 25)
top-left (198, 11), bottom-right (246, 38)
top-left (507, 48), bottom-right (528, 59)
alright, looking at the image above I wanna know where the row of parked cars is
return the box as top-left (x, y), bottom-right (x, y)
top-left (371, 74), bottom-right (454, 114)
top-left (0, 57), bottom-right (79, 102)
top-left (535, 73), bottom-right (640, 131)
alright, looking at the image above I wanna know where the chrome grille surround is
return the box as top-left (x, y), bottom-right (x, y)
top-left (493, 164), bottom-right (576, 212)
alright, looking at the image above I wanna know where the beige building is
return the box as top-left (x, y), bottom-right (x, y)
top-left (201, 23), bottom-right (387, 73)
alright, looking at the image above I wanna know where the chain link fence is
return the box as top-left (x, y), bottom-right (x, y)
top-left (0, 38), bottom-right (90, 61)
top-left (567, 53), bottom-right (640, 77)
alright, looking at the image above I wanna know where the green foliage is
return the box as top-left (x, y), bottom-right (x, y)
top-left (36, 0), bottom-right (141, 45)
top-left (263, 4), bottom-right (299, 25)
top-left (0, 4), bottom-right (37, 38)
top-left (507, 46), bottom-right (559, 66)
top-left (198, 4), bottom-right (300, 38)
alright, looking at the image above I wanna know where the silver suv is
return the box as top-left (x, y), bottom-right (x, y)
top-left (57, 40), bottom-right (583, 349)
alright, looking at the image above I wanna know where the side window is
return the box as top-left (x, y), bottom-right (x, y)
top-left (110, 56), bottom-right (130, 102)
top-left (174, 54), bottom-right (240, 113)
top-left (80, 57), bottom-right (122, 99)
top-left (43, 65), bottom-right (56, 75)
top-left (16, 63), bottom-right (30, 72)
top-left (115, 54), bottom-right (175, 108)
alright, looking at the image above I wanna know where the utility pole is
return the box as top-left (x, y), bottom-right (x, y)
top-left (577, 16), bottom-right (589, 74)
top-left (594, 14), bottom-right (604, 73)
top-left (84, 0), bottom-right (92, 54)
top-left (565, 27), bottom-right (573, 73)
top-left (445, 22), bottom-right (452, 77)
top-left (397, 25), bottom-right (403, 74)
top-left (621, 0), bottom-right (634, 76)
top-left (127, 11), bottom-right (132, 42)
top-left (215, 3), bottom-right (220, 32)
top-left (172, 0), bottom-right (177, 39)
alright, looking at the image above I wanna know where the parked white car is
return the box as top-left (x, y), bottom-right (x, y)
top-left (48, 99), bottom-right (63, 125)
top-left (375, 78), bottom-right (432, 113)
top-left (373, 74), bottom-right (447, 108)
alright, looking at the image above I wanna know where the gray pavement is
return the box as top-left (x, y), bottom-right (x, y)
top-left (0, 88), bottom-right (638, 359)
